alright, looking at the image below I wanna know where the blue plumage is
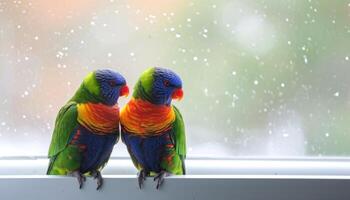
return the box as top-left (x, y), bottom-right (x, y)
top-left (122, 129), bottom-right (173, 173)
top-left (69, 125), bottom-right (118, 173)
top-left (151, 68), bottom-right (183, 105)
top-left (95, 69), bottom-right (126, 106)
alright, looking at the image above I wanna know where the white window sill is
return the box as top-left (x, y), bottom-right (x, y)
top-left (1, 157), bottom-right (350, 199)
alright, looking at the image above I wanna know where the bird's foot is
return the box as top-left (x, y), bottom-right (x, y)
top-left (69, 171), bottom-right (86, 189)
top-left (138, 169), bottom-right (147, 189)
top-left (91, 170), bottom-right (103, 190)
top-left (153, 170), bottom-right (169, 190)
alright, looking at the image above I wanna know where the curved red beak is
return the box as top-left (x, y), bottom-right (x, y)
top-left (172, 88), bottom-right (184, 100)
top-left (119, 85), bottom-right (129, 97)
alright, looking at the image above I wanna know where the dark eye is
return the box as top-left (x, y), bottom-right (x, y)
top-left (163, 80), bottom-right (170, 87)
top-left (109, 80), bottom-right (117, 87)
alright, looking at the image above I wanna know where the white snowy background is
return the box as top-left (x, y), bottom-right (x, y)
top-left (0, 0), bottom-right (349, 157)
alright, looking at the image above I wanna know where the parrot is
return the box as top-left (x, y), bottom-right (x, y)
top-left (47, 69), bottom-right (129, 190)
top-left (120, 67), bottom-right (186, 189)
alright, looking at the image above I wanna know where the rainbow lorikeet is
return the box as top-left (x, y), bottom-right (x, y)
top-left (120, 67), bottom-right (186, 189)
top-left (47, 69), bottom-right (129, 190)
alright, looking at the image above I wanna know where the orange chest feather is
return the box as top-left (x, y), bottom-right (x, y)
top-left (120, 98), bottom-right (175, 136)
top-left (77, 103), bottom-right (119, 134)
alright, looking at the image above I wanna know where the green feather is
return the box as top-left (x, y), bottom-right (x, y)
top-left (47, 145), bottom-right (82, 175)
top-left (133, 67), bottom-right (155, 100)
top-left (48, 102), bottom-right (78, 158)
top-left (83, 72), bottom-right (100, 96)
top-left (70, 71), bottom-right (103, 104)
top-left (159, 105), bottom-right (186, 175)
top-left (172, 106), bottom-right (186, 159)
top-left (47, 102), bottom-right (79, 174)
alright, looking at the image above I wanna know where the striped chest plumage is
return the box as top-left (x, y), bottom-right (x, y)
top-left (120, 98), bottom-right (175, 136)
top-left (77, 103), bottom-right (119, 134)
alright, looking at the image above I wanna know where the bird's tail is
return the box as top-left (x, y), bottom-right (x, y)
top-left (46, 157), bottom-right (55, 175)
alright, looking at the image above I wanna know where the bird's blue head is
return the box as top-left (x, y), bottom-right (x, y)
top-left (84, 69), bottom-right (129, 106)
top-left (134, 67), bottom-right (183, 106)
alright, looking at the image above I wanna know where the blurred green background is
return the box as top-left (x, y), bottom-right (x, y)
top-left (0, 0), bottom-right (349, 157)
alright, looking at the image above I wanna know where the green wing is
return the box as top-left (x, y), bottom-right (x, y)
top-left (171, 106), bottom-right (186, 174)
top-left (172, 106), bottom-right (186, 159)
top-left (48, 102), bottom-right (79, 158)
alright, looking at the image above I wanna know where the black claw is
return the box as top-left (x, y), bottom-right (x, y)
top-left (96, 181), bottom-right (103, 190)
top-left (92, 171), bottom-right (103, 190)
top-left (138, 170), bottom-right (147, 189)
top-left (70, 171), bottom-right (86, 189)
top-left (154, 171), bottom-right (167, 190)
